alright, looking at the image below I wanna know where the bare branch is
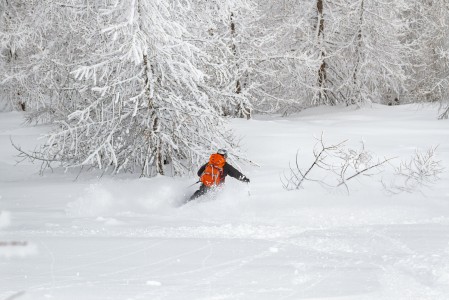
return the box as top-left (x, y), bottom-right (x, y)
top-left (385, 147), bottom-right (444, 194)
top-left (282, 135), bottom-right (399, 193)
top-left (338, 157), bottom-right (396, 187)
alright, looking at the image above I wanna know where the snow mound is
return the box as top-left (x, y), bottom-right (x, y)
top-left (145, 280), bottom-right (162, 287)
top-left (0, 210), bottom-right (11, 229)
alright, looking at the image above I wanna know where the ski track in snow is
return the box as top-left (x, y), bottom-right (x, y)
top-left (1, 105), bottom-right (449, 299)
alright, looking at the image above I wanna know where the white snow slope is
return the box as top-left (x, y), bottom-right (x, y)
top-left (1, 104), bottom-right (449, 300)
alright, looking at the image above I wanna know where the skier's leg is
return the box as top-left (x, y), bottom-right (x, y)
top-left (189, 185), bottom-right (209, 201)
top-left (189, 189), bottom-right (202, 201)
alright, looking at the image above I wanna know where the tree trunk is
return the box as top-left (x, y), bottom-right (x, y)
top-left (316, 0), bottom-right (328, 104)
top-left (230, 12), bottom-right (251, 119)
top-left (138, 0), bottom-right (164, 176)
top-left (349, 0), bottom-right (365, 106)
top-left (142, 54), bottom-right (164, 176)
top-left (230, 12), bottom-right (241, 95)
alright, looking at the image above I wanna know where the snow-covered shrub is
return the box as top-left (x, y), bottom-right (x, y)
top-left (384, 147), bottom-right (444, 194)
top-left (282, 134), bottom-right (393, 192)
top-left (283, 136), bottom-right (444, 195)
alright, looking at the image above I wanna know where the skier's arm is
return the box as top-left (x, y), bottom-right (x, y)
top-left (224, 164), bottom-right (250, 182)
top-left (197, 164), bottom-right (207, 177)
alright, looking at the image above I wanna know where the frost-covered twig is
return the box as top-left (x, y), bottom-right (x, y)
top-left (384, 147), bottom-right (444, 194)
top-left (334, 142), bottom-right (395, 192)
top-left (10, 137), bottom-right (57, 175)
top-left (438, 105), bottom-right (449, 120)
top-left (281, 133), bottom-right (346, 190)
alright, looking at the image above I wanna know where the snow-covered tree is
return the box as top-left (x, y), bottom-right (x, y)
top-left (405, 0), bottom-right (449, 118)
top-left (0, 1), bottom-right (88, 123)
top-left (227, 0), bottom-right (318, 115)
top-left (329, 0), bottom-right (410, 106)
top-left (188, 0), bottom-right (256, 119)
top-left (304, 0), bottom-right (411, 106)
top-left (0, 0), bottom-right (47, 112)
top-left (251, 0), bottom-right (412, 111)
top-left (36, 0), bottom-right (238, 177)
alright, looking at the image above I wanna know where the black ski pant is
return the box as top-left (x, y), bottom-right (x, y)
top-left (189, 184), bottom-right (210, 201)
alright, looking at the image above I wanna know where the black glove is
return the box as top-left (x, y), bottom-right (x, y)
top-left (241, 176), bottom-right (250, 183)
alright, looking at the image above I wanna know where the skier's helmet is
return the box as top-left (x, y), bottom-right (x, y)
top-left (217, 149), bottom-right (228, 158)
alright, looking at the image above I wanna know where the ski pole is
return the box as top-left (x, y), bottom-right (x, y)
top-left (187, 180), bottom-right (200, 188)
top-left (247, 182), bottom-right (251, 197)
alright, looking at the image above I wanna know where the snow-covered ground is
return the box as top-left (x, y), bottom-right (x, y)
top-left (1, 104), bottom-right (449, 300)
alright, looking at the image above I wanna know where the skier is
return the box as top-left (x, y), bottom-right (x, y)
top-left (189, 149), bottom-right (250, 201)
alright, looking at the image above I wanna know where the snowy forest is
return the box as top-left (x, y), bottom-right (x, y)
top-left (1, 0), bottom-right (449, 177)
top-left (3, 2), bottom-right (449, 299)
